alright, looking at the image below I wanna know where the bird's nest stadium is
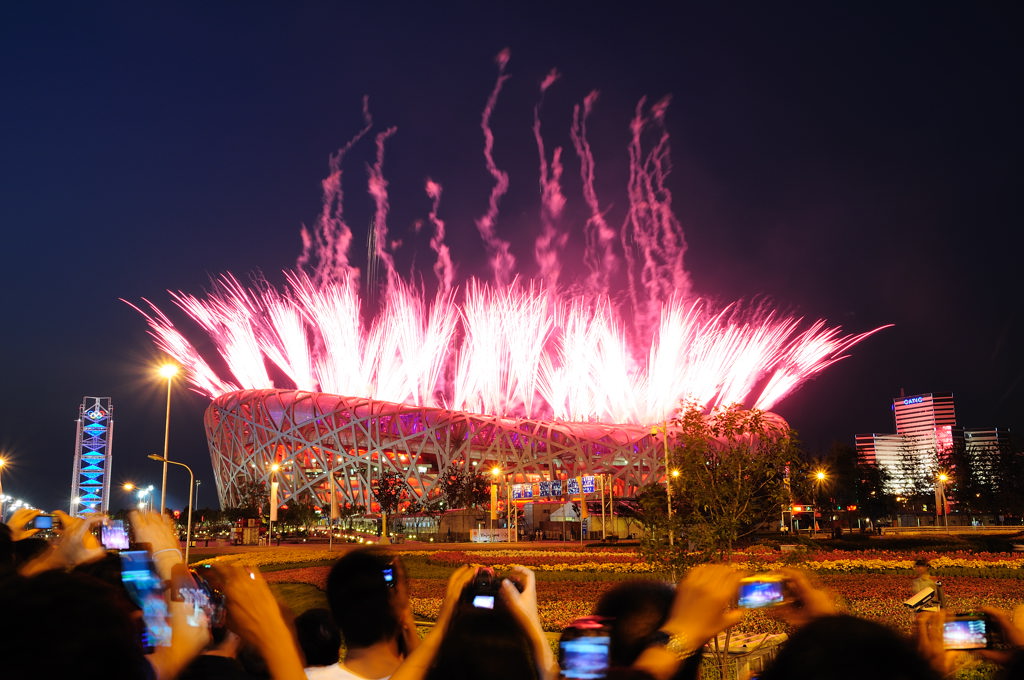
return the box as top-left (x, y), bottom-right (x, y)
top-left (204, 388), bottom-right (697, 510)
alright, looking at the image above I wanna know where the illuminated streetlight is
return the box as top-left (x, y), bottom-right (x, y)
top-left (812, 469), bottom-right (829, 535)
top-left (157, 363), bottom-right (179, 515)
top-left (935, 472), bottom-right (950, 531)
top-left (489, 466), bottom-right (502, 541)
top-left (148, 454), bottom-right (193, 564)
top-left (269, 463), bottom-right (281, 547)
top-left (652, 423), bottom-right (675, 547)
top-left (0, 458), bottom-right (7, 522)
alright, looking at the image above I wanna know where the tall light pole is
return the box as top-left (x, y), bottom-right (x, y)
top-left (268, 463), bottom-right (280, 547)
top-left (813, 470), bottom-right (828, 535)
top-left (652, 423), bottom-right (675, 547)
top-left (0, 458), bottom-right (7, 523)
top-left (490, 466), bottom-right (501, 542)
top-left (157, 363), bottom-right (179, 515)
top-left (936, 473), bottom-right (949, 531)
top-left (148, 454), bottom-right (194, 565)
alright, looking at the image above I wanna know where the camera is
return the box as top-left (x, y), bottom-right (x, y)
top-left (462, 566), bottom-right (522, 609)
top-left (559, 616), bottom-right (611, 680)
top-left (101, 519), bottom-right (131, 551)
top-left (943, 613), bottom-right (992, 650)
top-left (119, 550), bottom-right (172, 651)
top-left (382, 565), bottom-right (396, 588)
top-left (33, 514), bottom-right (59, 530)
top-left (466, 567), bottom-right (501, 609)
top-left (903, 587), bottom-right (936, 612)
top-left (737, 574), bottom-right (788, 609)
top-left (178, 567), bottom-right (227, 629)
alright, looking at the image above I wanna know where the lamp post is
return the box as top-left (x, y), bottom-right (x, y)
top-left (813, 470), bottom-right (828, 536)
top-left (936, 473), bottom-right (949, 531)
top-left (490, 466), bottom-right (501, 542)
top-left (0, 458), bottom-right (6, 522)
top-left (268, 463), bottom-right (280, 547)
top-left (148, 454), bottom-right (194, 565)
top-left (652, 423), bottom-right (675, 547)
top-left (157, 363), bottom-right (179, 515)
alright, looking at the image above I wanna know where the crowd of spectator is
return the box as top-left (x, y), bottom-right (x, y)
top-left (1, 507), bottom-right (1022, 680)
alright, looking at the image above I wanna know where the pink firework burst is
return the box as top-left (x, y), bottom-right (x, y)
top-left (129, 51), bottom-right (887, 425)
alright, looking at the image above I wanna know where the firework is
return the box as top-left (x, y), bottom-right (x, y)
top-left (130, 50), bottom-right (886, 428)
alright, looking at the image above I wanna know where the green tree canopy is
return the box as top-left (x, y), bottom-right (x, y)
top-left (668, 403), bottom-right (798, 560)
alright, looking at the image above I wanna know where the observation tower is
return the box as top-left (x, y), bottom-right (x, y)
top-left (69, 396), bottom-right (115, 515)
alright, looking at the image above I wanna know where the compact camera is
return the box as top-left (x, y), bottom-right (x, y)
top-left (737, 574), bottom-right (788, 609)
top-left (101, 519), bottom-right (131, 551)
top-left (462, 566), bottom-right (521, 610)
top-left (559, 616), bottom-right (612, 680)
top-left (33, 514), bottom-right (60, 530)
top-left (943, 613), bottom-right (993, 650)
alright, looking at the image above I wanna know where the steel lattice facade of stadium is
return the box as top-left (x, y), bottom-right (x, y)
top-left (204, 389), bottom-right (672, 510)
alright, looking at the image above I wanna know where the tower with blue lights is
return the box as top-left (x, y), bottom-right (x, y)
top-left (69, 397), bottom-right (115, 515)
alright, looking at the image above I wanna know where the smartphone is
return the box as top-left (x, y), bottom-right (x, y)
top-left (188, 567), bottom-right (227, 629)
top-left (559, 617), bottom-right (611, 680)
top-left (119, 550), bottom-right (172, 651)
top-left (943, 614), bottom-right (991, 650)
top-left (382, 566), bottom-right (395, 587)
top-left (472, 594), bottom-right (496, 609)
top-left (101, 519), bottom-right (131, 551)
top-left (33, 514), bottom-right (57, 530)
top-left (738, 574), bottom-right (787, 609)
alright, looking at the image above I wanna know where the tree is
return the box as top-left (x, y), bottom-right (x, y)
top-left (667, 403), bottom-right (798, 561)
top-left (897, 438), bottom-right (938, 509)
top-left (226, 478), bottom-right (268, 520)
top-left (374, 468), bottom-right (409, 539)
top-left (438, 465), bottom-right (490, 510)
top-left (855, 459), bottom-right (897, 523)
top-left (280, 494), bottom-right (319, 531)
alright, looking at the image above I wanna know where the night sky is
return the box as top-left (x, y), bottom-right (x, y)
top-left (2, 2), bottom-right (1021, 513)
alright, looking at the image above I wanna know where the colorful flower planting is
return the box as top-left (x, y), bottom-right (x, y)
top-left (251, 546), bottom-right (1024, 637)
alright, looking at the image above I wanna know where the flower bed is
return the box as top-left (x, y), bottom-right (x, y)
top-left (262, 563), bottom-right (1024, 635)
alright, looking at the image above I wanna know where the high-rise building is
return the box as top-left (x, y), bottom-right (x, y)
top-left (957, 427), bottom-right (1012, 491)
top-left (856, 393), bottom-right (1009, 496)
top-left (69, 397), bottom-right (115, 515)
top-left (857, 393), bottom-right (956, 493)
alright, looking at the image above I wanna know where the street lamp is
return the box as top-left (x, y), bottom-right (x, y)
top-left (813, 470), bottom-right (828, 536)
top-left (269, 463), bottom-right (280, 546)
top-left (490, 466), bottom-right (501, 542)
top-left (148, 454), bottom-right (193, 565)
top-left (0, 458), bottom-right (7, 523)
top-left (157, 363), bottom-right (179, 515)
top-left (936, 473), bottom-right (950, 530)
top-left (652, 423), bottom-right (675, 547)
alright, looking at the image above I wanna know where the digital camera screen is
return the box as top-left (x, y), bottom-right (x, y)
top-left (943, 618), bottom-right (988, 650)
top-left (33, 515), bottom-right (54, 530)
top-left (119, 550), bottom-right (172, 649)
top-left (472, 594), bottom-right (495, 609)
top-left (101, 520), bottom-right (131, 550)
top-left (560, 635), bottom-right (611, 679)
top-left (738, 579), bottom-right (785, 609)
top-left (383, 567), bottom-right (395, 585)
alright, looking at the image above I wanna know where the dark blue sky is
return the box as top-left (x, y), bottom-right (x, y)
top-left (1, 2), bottom-right (1021, 513)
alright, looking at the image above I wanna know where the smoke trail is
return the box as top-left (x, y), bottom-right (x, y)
top-left (571, 90), bottom-right (617, 298)
top-left (475, 48), bottom-right (516, 286)
top-left (622, 96), bottom-right (692, 342)
top-left (532, 68), bottom-right (568, 292)
top-left (298, 96), bottom-right (373, 287)
top-left (425, 179), bottom-right (455, 296)
top-left (367, 126), bottom-right (399, 295)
